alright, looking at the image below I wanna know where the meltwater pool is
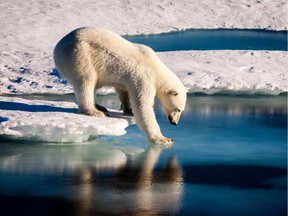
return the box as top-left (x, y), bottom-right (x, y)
top-left (0, 94), bottom-right (286, 216)
top-left (124, 29), bottom-right (287, 51)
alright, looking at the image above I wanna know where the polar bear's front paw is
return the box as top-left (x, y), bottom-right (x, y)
top-left (149, 136), bottom-right (174, 145)
top-left (80, 109), bottom-right (107, 117)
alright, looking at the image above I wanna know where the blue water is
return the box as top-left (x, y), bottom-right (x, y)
top-left (124, 29), bottom-right (288, 51)
top-left (0, 94), bottom-right (286, 216)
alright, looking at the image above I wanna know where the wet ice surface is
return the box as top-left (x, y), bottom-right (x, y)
top-left (0, 94), bottom-right (286, 216)
top-left (0, 95), bottom-right (132, 142)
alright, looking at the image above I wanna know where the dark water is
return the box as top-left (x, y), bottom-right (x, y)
top-left (124, 29), bottom-right (288, 51)
top-left (0, 95), bottom-right (287, 216)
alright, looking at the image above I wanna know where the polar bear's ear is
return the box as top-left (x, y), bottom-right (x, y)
top-left (167, 90), bottom-right (178, 96)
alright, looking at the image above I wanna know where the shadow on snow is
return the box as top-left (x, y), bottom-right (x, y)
top-left (0, 101), bottom-right (77, 113)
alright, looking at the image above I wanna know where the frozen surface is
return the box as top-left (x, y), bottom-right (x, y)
top-left (1, 50), bottom-right (287, 95)
top-left (159, 50), bottom-right (288, 95)
top-left (0, 0), bottom-right (287, 95)
top-left (0, 96), bottom-right (132, 142)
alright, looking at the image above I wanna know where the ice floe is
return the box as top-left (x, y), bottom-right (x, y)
top-left (0, 96), bottom-right (132, 142)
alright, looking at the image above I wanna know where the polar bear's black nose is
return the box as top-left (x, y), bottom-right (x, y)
top-left (168, 116), bottom-right (177, 125)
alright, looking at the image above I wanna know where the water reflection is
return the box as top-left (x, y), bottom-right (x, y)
top-left (74, 144), bottom-right (183, 215)
top-left (176, 95), bottom-right (286, 117)
top-left (0, 142), bottom-right (183, 215)
top-left (0, 143), bottom-right (127, 173)
top-left (155, 95), bottom-right (287, 131)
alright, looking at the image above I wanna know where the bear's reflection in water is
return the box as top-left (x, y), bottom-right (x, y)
top-left (74, 145), bottom-right (183, 216)
top-left (0, 143), bottom-right (183, 215)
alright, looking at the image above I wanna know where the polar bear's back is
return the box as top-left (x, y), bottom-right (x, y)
top-left (55, 27), bottom-right (159, 69)
top-left (77, 28), bottom-right (159, 66)
top-left (55, 27), bottom-right (137, 61)
top-left (76, 27), bottom-right (135, 53)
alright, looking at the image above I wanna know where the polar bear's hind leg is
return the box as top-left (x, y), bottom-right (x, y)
top-left (116, 87), bottom-right (133, 116)
top-left (73, 79), bottom-right (106, 118)
top-left (95, 103), bottom-right (108, 116)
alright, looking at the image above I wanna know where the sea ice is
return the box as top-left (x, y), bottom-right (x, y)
top-left (0, 96), bottom-right (132, 142)
top-left (159, 50), bottom-right (288, 95)
top-left (0, 0), bottom-right (287, 95)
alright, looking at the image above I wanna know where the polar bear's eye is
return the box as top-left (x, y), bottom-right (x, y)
top-left (176, 108), bottom-right (181, 112)
top-left (167, 90), bottom-right (178, 96)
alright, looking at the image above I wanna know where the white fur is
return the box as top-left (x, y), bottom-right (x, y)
top-left (54, 27), bottom-right (187, 144)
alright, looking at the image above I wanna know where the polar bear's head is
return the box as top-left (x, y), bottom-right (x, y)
top-left (158, 88), bottom-right (187, 125)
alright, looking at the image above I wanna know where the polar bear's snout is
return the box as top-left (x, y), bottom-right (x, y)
top-left (168, 111), bottom-right (181, 126)
top-left (168, 115), bottom-right (177, 125)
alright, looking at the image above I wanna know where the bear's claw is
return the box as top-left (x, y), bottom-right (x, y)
top-left (149, 136), bottom-right (174, 145)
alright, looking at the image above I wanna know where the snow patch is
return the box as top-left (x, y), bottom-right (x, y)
top-left (158, 50), bottom-right (288, 95)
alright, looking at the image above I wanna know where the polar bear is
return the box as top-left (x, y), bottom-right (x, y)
top-left (54, 27), bottom-right (186, 145)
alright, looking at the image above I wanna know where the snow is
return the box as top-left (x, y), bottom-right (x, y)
top-left (0, 0), bottom-right (287, 95)
top-left (0, 0), bottom-right (287, 141)
top-left (0, 96), bottom-right (132, 142)
top-left (1, 50), bottom-right (286, 95)
top-left (159, 51), bottom-right (287, 95)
